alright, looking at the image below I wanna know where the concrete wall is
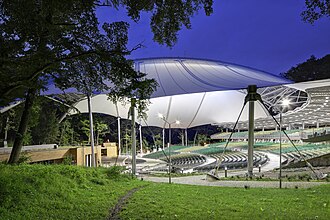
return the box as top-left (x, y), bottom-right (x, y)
top-left (102, 143), bottom-right (118, 157)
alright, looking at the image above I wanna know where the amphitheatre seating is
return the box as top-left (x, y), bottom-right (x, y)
top-left (194, 152), bottom-right (268, 172)
top-left (142, 149), bottom-right (180, 160)
top-left (147, 153), bottom-right (207, 172)
top-left (191, 146), bottom-right (228, 155)
top-left (281, 145), bottom-right (330, 166)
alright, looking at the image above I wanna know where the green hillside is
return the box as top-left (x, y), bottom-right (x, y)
top-left (0, 164), bottom-right (329, 219)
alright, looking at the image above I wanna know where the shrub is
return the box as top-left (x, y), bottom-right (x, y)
top-left (106, 166), bottom-right (128, 180)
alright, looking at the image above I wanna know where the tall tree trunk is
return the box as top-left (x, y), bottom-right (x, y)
top-left (8, 88), bottom-right (37, 164)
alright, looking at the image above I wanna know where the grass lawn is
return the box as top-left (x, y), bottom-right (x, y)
top-left (0, 164), bottom-right (329, 219)
top-left (121, 183), bottom-right (330, 219)
top-left (0, 164), bottom-right (146, 220)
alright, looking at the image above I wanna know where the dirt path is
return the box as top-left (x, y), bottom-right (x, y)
top-left (107, 185), bottom-right (146, 220)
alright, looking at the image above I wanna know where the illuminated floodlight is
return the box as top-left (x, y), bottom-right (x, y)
top-left (158, 113), bottom-right (164, 119)
top-left (281, 99), bottom-right (291, 106)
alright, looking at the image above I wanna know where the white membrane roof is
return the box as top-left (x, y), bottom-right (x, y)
top-left (69, 58), bottom-right (294, 128)
top-left (71, 91), bottom-right (269, 128)
top-left (136, 58), bottom-right (291, 98)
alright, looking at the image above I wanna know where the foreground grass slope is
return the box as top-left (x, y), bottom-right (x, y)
top-left (0, 164), bottom-right (145, 220)
top-left (121, 183), bottom-right (330, 219)
top-left (1, 164), bottom-right (329, 219)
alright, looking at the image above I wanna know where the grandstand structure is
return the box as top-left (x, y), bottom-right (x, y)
top-left (213, 84), bottom-right (330, 132)
top-left (140, 139), bottom-right (330, 174)
top-left (141, 144), bottom-right (269, 174)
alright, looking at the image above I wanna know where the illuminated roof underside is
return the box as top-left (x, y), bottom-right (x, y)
top-left (216, 79), bottom-right (330, 130)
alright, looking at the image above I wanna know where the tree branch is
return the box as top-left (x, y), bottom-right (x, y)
top-left (2, 49), bottom-right (130, 98)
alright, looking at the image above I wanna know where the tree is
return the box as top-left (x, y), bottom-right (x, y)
top-left (79, 119), bottom-right (91, 144)
top-left (302, 0), bottom-right (330, 23)
top-left (281, 54), bottom-right (330, 82)
top-left (154, 133), bottom-right (163, 149)
top-left (1, 0), bottom-right (214, 163)
top-left (123, 128), bottom-right (132, 154)
top-left (95, 121), bottom-right (108, 145)
top-left (30, 98), bottom-right (60, 144)
top-left (0, 0), bottom-right (214, 104)
top-left (58, 119), bottom-right (74, 146)
top-left (196, 133), bottom-right (209, 146)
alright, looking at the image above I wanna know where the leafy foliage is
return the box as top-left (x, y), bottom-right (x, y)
top-left (96, 0), bottom-right (214, 47)
top-left (1, 0), bottom-right (213, 162)
top-left (31, 102), bottom-right (59, 144)
top-left (196, 133), bottom-right (209, 146)
top-left (58, 119), bottom-right (74, 146)
top-left (281, 55), bottom-right (330, 82)
top-left (0, 0), bottom-right (214, 105)
top-left (302, 0), bottom-right (330, 23)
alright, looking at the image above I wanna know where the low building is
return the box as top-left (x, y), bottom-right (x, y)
top-left (0, 143), bottom-right (118, 166)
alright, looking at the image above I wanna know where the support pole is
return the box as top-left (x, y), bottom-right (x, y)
top-left (117, 117), bottom-right (121, 155)
top-left (125, 129), bottom-right (128, 154)
top-left (245, 85), bottom-right (260, 177)
top-left (139, 124), bottom-right (143, 155)
top-left (87, 94), bottom-right (96, 167)
top-left (193, 131), bottom-right (198, 146)
top-left (58, 112), bottom-right (68, 124)
top-left (130, 98), bottom-right (136, 176)
top-left (169, 125), bottom-right (171, 147)
top-left (4, 116), bottom-right (9, 148)
top-left (168, 142), bottom-right (171, 184)
top-left (185, 129), bottom-right (188, 146)
top-left (247, 99), bottom-right (255, 177)
top-left (162, 128), bottom-right (165, 150)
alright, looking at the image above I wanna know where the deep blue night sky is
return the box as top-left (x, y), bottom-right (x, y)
top-left (97, 0), bottom-right (330, 75)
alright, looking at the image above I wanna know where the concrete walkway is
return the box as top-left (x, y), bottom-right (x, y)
top-left (258, 151), bottom-right (281, 171)
top-left (141, 175), bottom-right (329, 188)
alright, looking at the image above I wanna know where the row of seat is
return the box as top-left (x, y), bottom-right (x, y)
top-left (281, 148), bottom-right (330, 165)
top-left (148, 154), bottom-right (206, 172)
top-left (194, 152), bottom-right (268, 172)
top-left (171, 154), bottom-right (206, 166)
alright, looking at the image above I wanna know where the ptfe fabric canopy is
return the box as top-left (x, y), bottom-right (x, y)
top-left (71, 91), bottom-right (270, 128)
top-left (136, 58), bottom-right (290, 98)
top-left (70, 58), bottom-right (291, 129)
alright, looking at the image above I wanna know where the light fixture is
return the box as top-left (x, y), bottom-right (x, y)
top-left (281, 99), bottom-right (290, 106)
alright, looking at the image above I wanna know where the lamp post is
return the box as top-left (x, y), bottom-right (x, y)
top-left (279, 98), bottom-right (290, 189)
top-left (158, 113), bottom-right (180, 184)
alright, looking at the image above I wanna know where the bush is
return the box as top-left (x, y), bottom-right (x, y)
top-left (62, 155), bottom-right (74, 165)
top-left (106, 166), bottom-right (128, 180)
